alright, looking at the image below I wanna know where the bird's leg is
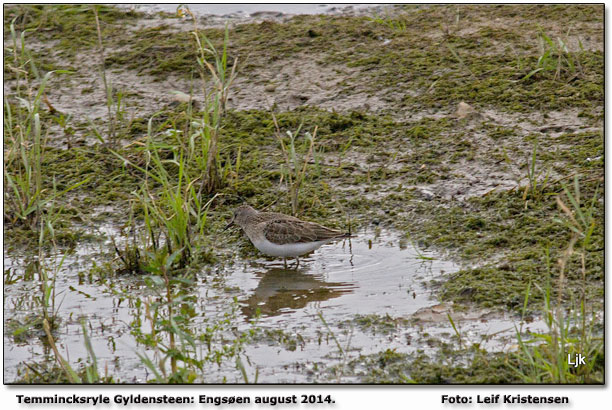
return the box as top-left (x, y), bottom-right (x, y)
top-left (283, 258), bottom-right (287, 269)
top-left (294, 257), bottom-right (300, 269)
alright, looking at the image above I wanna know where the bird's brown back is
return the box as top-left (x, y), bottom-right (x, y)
top-left (262, 218), bottom-right (347, 245)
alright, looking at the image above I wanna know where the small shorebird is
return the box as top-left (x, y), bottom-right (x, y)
top-left (225, 204), bottom-right (352, 267)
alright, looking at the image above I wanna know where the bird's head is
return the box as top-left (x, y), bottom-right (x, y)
top-left (224, 204), bottom-right (257, 231)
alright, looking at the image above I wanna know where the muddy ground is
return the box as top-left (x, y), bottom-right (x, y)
top-left (3, 4), bottom-right (604, 383)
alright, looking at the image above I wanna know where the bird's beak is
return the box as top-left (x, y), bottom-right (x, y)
top-left (223, 218), bottom-right (234, 232)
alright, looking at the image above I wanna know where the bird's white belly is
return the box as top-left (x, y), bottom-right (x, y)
top-left (251, 237), bottom-right (329, 257)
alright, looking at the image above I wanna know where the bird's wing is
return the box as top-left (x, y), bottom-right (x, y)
top-left (263, 219), bottom-right (346, 245)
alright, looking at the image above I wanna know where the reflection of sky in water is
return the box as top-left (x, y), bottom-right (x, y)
top-left (230, 230), bottom-right (458, 322)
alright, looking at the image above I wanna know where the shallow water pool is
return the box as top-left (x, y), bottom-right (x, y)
top-left (3, 228), bottom-right (547, 383)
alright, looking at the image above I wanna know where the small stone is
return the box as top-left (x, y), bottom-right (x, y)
top-left (170, 90), bottom-right (192, 104)
top-left (264, 83), bottom-right (277, 92)
top-left (454, 101), bottom-right (481, 120)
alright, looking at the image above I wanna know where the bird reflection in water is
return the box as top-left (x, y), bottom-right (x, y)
top-left (241, 266), bottom-right (356, 318)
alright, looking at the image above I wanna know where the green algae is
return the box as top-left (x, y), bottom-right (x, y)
top-left (5, 4), bottom-right (603, 114)
top-left (51, 4), bottom-right (596, 118)
top-left (351, 314), bottom-right (409, 334)
top-left (7, 4), bottom-right (602, 117)
top-left (331, 345), bottom-right (521, 383)
top-left (4, 5), bottom-right (142, 57)
top-left (405, 348), bottom-right (520, 384)
top-left (407, 174), bottom-right (603, 310)
top-left (335, 336), bottom-right (602, 383)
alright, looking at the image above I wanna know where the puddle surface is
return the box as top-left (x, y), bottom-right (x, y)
top-left (3, 230), bottom-right (547, 383)
top-left (129, 3), bottom-right (380, 17)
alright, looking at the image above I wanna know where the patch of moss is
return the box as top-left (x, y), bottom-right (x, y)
top-left (409, 176), bottom-right (603, 310)
top-left (12, 360), bottom-right (116, 384)
top-left (336, 345), bottom-right (521, 383)
top-left (406, 347), bottom-right (520, 384)
top-left (7, 4), bottom-right (602, 118)
top-left (105, 25), bottom-right (201, 77)
top-left (351, 314), bottom-right (409, 334)
top-left (4, 5), bottom-right (142, 57)
top-left (247, 328), bottom-right (305, 352)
